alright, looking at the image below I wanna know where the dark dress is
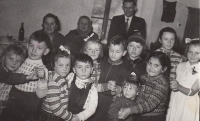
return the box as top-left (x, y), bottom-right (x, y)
top-left (63, 30), bottom-right (98, 55)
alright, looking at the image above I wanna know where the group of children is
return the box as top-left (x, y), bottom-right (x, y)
top-left (0, 26), bottom-right (199, 121)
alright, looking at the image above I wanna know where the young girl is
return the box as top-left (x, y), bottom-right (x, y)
top-left (81, 39), bottom-right (103, 84)
top-left (117, 52), bottom-right (170, 121)
top-left (155, 27), bottom-right (183, 79)
top-left (166, 39), bottom-right (200, 121)
top-left (68, 53), bottom-right (98, 121)
top-left (37, 45), bottom-right (74, 121)
top-left (0, 45), bottom-right (41, 116)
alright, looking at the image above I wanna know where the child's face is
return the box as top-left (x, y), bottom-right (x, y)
top-left (73, 61), bottom-right (93, 80)
top-left (85, 43), bottom-right (101, 60)
top-left (28, 39), bottom-right (50, 60)
top-left (146, 57), bottom-right (165, 77)
top-left (54, 57), bottom-right (71, 77)
top-left (127, 41), bottom-right (143, 60)
top-left (5, 54), bottom-right (22, 71)
top-left (187, 45), bottom-right (200, 65)
top-left (109, 44), bottom-right (127, 61)
top-left (43, 17), bottom-right (58, 35)
top-left (159, 32), bottom-right (175, 50)
top-left (123, 83), bottom-right (137, 99)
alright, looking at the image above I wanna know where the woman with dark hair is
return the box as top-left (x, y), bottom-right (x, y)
top-left (32, 13), bottom-right (64, 53)
top-left (118, 52), bottom-right (171, 121)
top-left (63, 16), bottom-right (98, 55)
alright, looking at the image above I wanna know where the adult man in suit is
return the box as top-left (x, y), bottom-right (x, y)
top-left (107, 0), bottom-right (146, 43)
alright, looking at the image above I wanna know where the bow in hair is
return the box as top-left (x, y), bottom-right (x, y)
top-left (84, 33), bottom-right (94, 42)
top-left (185, 38), bottom-right (199, 44)
top-left (59, 45), bottom-right (70, 54)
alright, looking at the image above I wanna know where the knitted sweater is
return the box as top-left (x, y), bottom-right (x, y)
top-left (109, 96), bottom-right (135, 121)
top-left (15, 58), bottom-right (47, 92)
top-left (156, 48), bottom-right (183, 79)
top-left (98, 57), bottom-right (131, 95)
top-left (41, 71), bottom-right (72, 121)
top-left (123, 55), bottom-right (147, 78)
top-left (130, 74), bottom-right (169, 114)
top-left (90, 60), bottom-right (101, 84)
top-left (0, 64), bottom-right (29, 103)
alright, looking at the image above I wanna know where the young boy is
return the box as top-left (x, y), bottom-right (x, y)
top-left (92, 35), bottom-right (131, 121)
top-left (1, 30), bottom-right (52, 121)
top-left (108, 72), bottom-right (139, 121)
top-left (68, 53), bottom-right (98, 121)
top-left (123, 33), bottom-right (147, 78)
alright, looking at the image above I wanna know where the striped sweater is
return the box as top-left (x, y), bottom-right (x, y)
top-left (41, 71), bottom-right (72, 120)
top-left (156, 48), bottom-right (183, 79)
top-left (131, 74), bottom-right (169, 114)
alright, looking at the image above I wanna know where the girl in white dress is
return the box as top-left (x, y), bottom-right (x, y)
top-left (166, 38), bottom-right (200, 121)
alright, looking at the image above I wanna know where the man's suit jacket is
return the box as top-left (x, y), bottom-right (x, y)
top-left (107, 15), bottom-right (146, 43)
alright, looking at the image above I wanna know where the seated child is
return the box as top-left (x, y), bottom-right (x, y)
top-left (91, 35), bottom-right (131, 121)
top-left (38, 45), bottom-right (74, 121)
top-left (1, 30), bottom-right (52, 121)
top-left (68, 53), bottom-right (98, 121)
top-left (0, 45), bottom-right (41, 115)
top-left (108, 72), bottom-right (139, 121)
top-left (80, 39), bottom-right (103, 84)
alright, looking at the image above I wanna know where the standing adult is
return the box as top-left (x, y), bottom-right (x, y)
top-left (63, 16), bottom-right (98, 56)
top-left (107, 0), bottom-right (146, 43)
top-left (32, 13), bottom-right (64, 53)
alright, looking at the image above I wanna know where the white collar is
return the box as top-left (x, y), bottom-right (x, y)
top-left (75, 76), bottom-right (91, 89)
top-left (125, 15), bottom-right (133, 21)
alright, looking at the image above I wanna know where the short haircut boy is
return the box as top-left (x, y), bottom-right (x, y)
top-left (73, 53), bottom-right (93, 67)
top-left (109, 35), bottom-right (127, 51)
top-left (30, 30), bottom-right (53, 51)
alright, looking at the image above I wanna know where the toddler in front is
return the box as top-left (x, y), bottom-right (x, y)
top-left (108, 72), bottom-right (139, 121)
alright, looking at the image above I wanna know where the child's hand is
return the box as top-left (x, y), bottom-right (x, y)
top-left (108, 81), bottom-right (116, 91)
top-left (71, 115), bottom-right (80, 121)
top-left (35, 67), bottom-right (45, 79)
top-left (26, 71), bottom-right (39, 81)
top-left (170, 79), bottom-right (180, 91)
top-left (118, 108), bottom-right (131, 120)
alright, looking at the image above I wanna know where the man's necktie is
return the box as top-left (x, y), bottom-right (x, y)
top-left (126, 18), bottom-right (129, 32)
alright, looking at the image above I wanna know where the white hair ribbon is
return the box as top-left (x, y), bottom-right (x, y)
top-left (84, 33), bottom-right (94, 42)
top-left (185, 38), bottom-right (200, 44)
top-left (59, 45), bottom-right (70, 54)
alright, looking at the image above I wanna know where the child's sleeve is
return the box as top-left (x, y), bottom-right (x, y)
top-left (77, 84), bottom-right (98, 121)
top-left (108, 97), bottom-right (121, 121)
top-left (130, 76), bottom-right (169, 114)
top-left (0, 66), bottom-right (29, 85)
top-left (46, 78), bottom-right (73, 120)
top-left (36, 68), bottom-right (49, 98)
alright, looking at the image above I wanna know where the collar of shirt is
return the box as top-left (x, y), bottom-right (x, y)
top-left (108, 58), bottom-right (123, 65)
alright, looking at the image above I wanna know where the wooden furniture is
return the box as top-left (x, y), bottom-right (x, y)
top-left (0, 36), bottom-right (27, 55)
